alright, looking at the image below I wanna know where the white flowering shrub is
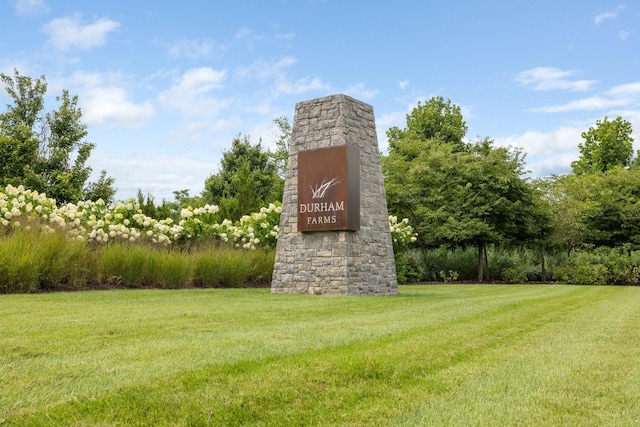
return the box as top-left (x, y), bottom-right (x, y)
top-left (0, 185), bottom-right (57, 228)
top-left (389, 215), bottom-right (418, 251)
top-left (0, 185), bottom-right (180, 245)
top-left (0, 185), bottom-right (416, 252)
top-left (233, 203), bottom-right (282, 250)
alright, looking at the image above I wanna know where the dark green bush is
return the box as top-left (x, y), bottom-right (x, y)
top-left (394, 250), bottom-right (424, 283)
top-left (555, 247), bottom-right (639, 285)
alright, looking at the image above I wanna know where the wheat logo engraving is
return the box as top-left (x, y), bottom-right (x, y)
top-left (310, 177), bottom-right (340, 199)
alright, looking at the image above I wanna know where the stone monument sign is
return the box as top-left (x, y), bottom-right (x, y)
top-left (271, 94), bottom-right (398, 295)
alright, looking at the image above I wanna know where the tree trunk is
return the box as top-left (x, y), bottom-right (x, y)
top-left (484, 244), bottom-right (490, 281)
top-left (477, 242), bottom-right (484, 282)
top-left (541, 244), bottom-right (547, 282)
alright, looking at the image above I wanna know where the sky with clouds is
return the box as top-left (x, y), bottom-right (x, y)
top-left (1, 0), bottom-right (639, 201)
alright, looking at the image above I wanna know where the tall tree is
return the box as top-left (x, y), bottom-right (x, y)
top-left (386, 96), bottom-right (468, 155)
top-left (383, 98), bottom-right (542, 280)
top-left (571, 116), bottom-right (635, 174)
top-left (202, 134), bottom-right (283, 221)
top-left (535, 175), bottom-right (591, 257)
top-left (0, 69), bottom-right (115, 204)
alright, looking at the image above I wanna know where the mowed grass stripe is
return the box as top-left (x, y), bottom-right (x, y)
top-left (2, 286), bottom-right (639, 426)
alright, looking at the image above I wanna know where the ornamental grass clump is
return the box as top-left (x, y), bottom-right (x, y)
top-left (142, 248), bottom-right (194, 289)
top-left (98, 243), bottom-right (148, 288)
top-left (35, 227), bottom-right (92, 291)
top-left (0, 229), bottom-right (40, 293)
top-left (192, 247), bottom-right (274, 288)
top-left (0, 227), bottom-right (91, 292)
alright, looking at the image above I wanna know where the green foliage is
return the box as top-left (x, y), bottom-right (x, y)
top-left (193, 247), bottom-right (274, 288)
top-left (571, 116), bottom-right (635, 174)
top-left (541, 169), bottom-right (640, 252)
top-left (386, 96), bottom-right (468, 153)
top-left (36, 228), bottom-right (92, 290)
top-left (394, 250), bottom-right (423, 283)
top-left (0, 227), bottom-right (90, 293)
top-left (142, 248), bottom-right (194, 289)
top-left (202, 134), bottom-right (283, 221)
top-left (383, 97), bottom-right (545, 281)
top-left (0, 69), bottom-right (115, 204)
top-left (555, 247), bottom-right (640, 285)
top-left (83, 170), bottom-right (116, 205)
top-left (98, 243), bottom-right (148, 287)
top-left (271, 115), bottom-right (291, 178)
top-left (0, 229), bottom-right (40, 293)
top-left (420, 247), bottom-right (478, 281)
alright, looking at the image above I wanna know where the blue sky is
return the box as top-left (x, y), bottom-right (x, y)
top-left (1, 0), bottom-right (639, 201)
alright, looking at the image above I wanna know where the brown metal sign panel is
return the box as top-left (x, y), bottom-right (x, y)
top-left (297, 145), bottom-right (360, 232)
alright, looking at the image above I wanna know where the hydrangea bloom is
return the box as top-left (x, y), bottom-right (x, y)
top-left (0, 185), bottom-right (417, 251)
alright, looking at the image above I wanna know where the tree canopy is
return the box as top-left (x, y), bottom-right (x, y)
top-left (571, 116), bottom-right (635, 174)
top-left (0, 69), bottom-right (115, 204)
top-left (201, 135), bottom-right (283, 221)
top-left (383, 97), bottom-right (544, 280)
top-left (386, 96), bottom-right (468, 155)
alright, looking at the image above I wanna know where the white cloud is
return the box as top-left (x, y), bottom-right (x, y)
top-left (516, 67), bottom-right (595, 92)
top-left (82, 87), bottom-right (155, 128)
top-left (234, 28), bottom-right (265, 50)
top-left (594, 5), bottom-right (625, 25)
top-left (168, 38), bottom-right (223, 60)
top-left (273, 76), bottom-right (331, 96)
top-left (66, 71), bottom-right (155, 128)
top-left (495, 126), bottom-right (584, 177)
top-left (606, 82), bottom-right (640, 97)
top-left (42, 15), bottom-right (119, 51)
top-left (235, 57), bottom-right (297, 82)
top-left (344, 82), bottom-right (379, 100)
top-left (398, 80), bottom-right (410, 90)
top-left (234, 57), bottom-right (330, 102)
top-left (14, 0), bottom-right (49, 16)
top-left (91, 154), bottom-right (217, 201)
top-left (529, 96), bottom-right (631, 113)
top-left (158, 67), bottom-right (231, 117)
top-left (528, 80), bottom-right (640, 113)
top-left (618, 29), bottom-right (633, 40)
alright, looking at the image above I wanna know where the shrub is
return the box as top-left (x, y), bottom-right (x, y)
top-left (501, 266), bottom-right (528, 284)
top-left (555, 247), bottom-right (639, 285)
top-left (421, 247), bottom-right (477, 281)
top-left (394, 250), bottom-right (424, 283)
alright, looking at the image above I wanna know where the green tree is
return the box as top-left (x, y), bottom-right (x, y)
top-left (83, 170), bottom-right (116, 205)
top-left (0, 69), bottom-right (115, 204)
top-left (202, 134), bottom-right (283, 221)
top-left (540, 168), bottom-right (640, 254)
top-left (571, 116), bottom-right (635, 174)
top-left (0, 70), bottom-right (45, 189)
top-left (383, 98), bottom-right (542, 280)
top-left (271, 116), bottom-right (291, 178)
top-left (386, 96), bottom-right (468, 155)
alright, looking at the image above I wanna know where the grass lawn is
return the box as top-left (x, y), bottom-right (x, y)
top-left (2, 285), bottom-right (640, 426)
